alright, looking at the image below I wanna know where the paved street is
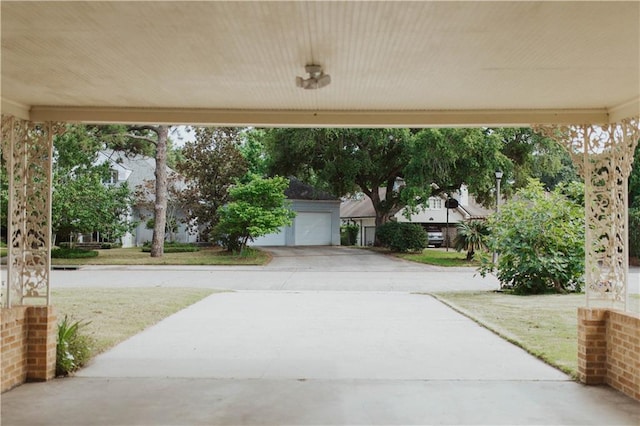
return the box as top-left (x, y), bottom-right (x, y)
top-left (35, 246), bottom-right (640, 297)
top-left (2, 247), bottom-right (640, 425)
top-left (48, 246), bottom-right (500, 293)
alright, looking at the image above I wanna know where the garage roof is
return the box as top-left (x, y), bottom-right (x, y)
top-left (1, 1), bottom-right (638, 126)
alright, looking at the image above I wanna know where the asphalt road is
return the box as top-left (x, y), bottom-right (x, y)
top-left (45, 246), bottom-right (500, 293)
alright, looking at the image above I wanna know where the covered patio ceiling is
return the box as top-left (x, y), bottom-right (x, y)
top-left (1, 1), bottom-right (639, 127)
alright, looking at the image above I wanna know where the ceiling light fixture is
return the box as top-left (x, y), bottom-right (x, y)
top-left (296, 64), bottom-right (331, 90)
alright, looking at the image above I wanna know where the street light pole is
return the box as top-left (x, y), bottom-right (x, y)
top-left (495, 170), bottom-right (503, 213)
top-left (493, 170), bottom-right (504, 265)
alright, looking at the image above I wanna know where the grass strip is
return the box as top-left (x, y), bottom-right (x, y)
top-left (430, 293), bottom-right (640, 378)
top-left (51, 246), bottom-right (270, 266)
top-left (398, 248), bottom-right (478, 267)
top-left (52, 287), bottom-right (219, 357)
top-left (430, 291), bottom-right (583, 378)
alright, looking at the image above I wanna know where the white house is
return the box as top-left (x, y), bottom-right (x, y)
top-left (340, 186), bottom-right (491, 246)
top-left (88, 150), bottom-right (196, 247)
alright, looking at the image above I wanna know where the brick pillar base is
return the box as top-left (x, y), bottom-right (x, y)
top-left (577, 307), bottom-right (608, 384)
top-left (25, 306), bottom-right (57, 382)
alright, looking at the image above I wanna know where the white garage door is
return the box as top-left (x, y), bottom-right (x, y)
top-left (295, 212), bottom-right (332, 245)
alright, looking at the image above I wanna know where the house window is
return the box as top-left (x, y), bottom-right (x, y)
top-left (103, 169), bottom-right (118, 185)
top-left (429, 198), bottom-right (442, 209)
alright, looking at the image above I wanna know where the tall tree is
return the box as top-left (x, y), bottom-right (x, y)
top-left (265, 128), bottom-right (510, 228)
top-left (97, 124), bottom-right (171, 257)
top-left (176, 127), bottom-right (249, 240)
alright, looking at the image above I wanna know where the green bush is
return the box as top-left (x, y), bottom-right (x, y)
top-left (51, 248), bottom-right (99, 259)
top-left (340, 224), bottom-right (360, 246)
top-left (100, 243), bottom-right (120, 249)
top-left (56, 315), bottom-right (93, 376)
top-left (376, 221), bottom-right (427, 252)
top-left (629, 208), bottom-right (640, 259)
top-left (478, 179), bottom-right (584, 294)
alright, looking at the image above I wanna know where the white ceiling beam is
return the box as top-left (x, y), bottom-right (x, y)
top-left (29, 106), bottom-right (609, 128)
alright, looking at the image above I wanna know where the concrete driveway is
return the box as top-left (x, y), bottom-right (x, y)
top-left (3, 246), bottom-right (640, 425)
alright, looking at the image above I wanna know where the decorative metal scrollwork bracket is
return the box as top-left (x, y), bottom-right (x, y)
top-left (534, 117), bottom-right (640, 311)
top-left (1, 115), bottom-right (63, 307)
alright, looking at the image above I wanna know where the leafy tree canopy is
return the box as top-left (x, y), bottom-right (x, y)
top-left (264, 128), bottom-right (510, 227)
top-left (496, 128), bottom-right (578, 192)
top-left (52, 124), bottom-right (134, 243)
top-left (240, 128), bottom-right (270, 177)
top-left (176, 127), bottom-right (249, 240)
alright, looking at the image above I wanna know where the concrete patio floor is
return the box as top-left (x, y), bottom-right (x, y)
top-left (2, 247), bottom-right (639, 425)
top-left (2, 290), bottom-right (640, 425)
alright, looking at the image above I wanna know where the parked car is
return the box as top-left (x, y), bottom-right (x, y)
top-left (427, 228), bottom-right (444, 248)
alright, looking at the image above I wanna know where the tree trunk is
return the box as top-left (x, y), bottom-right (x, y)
top-left (367, 187), bottom-right (398, 246)
top-left (150, 126), bottom-right (169, 257)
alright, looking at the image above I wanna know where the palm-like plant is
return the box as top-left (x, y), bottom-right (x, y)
top-left (454, 220), bottom-right (489, 261)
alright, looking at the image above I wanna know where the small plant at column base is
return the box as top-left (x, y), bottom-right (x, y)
top-left (56, 315), bottom-right (93, 376)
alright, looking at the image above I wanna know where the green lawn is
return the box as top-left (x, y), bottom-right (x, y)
top-left (52, 246), bottom-right (271, 266)
top-left (52, 287), bottom-right (219, 357)
top-left (398, 248), bottom-right (478, 267)
top-left (431, 291), bottom-right (640, 378)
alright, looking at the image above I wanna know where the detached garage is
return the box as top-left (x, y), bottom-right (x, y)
top-left (251, 179), bottom-right (341, 247)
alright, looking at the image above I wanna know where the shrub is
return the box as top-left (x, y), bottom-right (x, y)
top-left (51, 248), bottom-right (99, 259)
top-left (100, 243), bottom-right (120, 250)
top-left (340, 224), bottom-right (360, 246)
top-left (215, 176), bottom-right (295, 253)
top-left (56, 315), bottom-right (93, 376)
top-left (376, 221), bottom-right (427, 252)
top-left (478, 179), bottom-right (584, 294)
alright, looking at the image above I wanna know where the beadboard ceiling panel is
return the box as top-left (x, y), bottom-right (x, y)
top-left (1, 1), bottom-right (638, 125)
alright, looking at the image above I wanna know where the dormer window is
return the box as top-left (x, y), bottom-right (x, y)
top-left (429, 198), bottom-right (442, 209)
top-left (103, 169), bottom-right (118, 185)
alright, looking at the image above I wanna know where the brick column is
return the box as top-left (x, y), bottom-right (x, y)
top-left (577, 307), bottom-right (608, 384)
top-left (25, 306), bottom-right (57, 382)
top-left (605, 311), bottom-right (640, 400)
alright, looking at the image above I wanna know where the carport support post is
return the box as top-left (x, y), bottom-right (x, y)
top-left (1, 115), bottom-right (60, 385)
top-left (535, 117), bottom-right (639, 312)
top-left (1, 115), bottom-right (60, 307)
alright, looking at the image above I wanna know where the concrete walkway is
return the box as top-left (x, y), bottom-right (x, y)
top-left (2, 247), bottom-right (640, 424)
